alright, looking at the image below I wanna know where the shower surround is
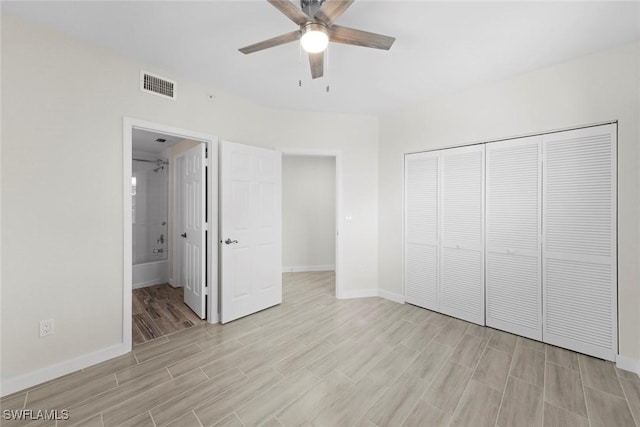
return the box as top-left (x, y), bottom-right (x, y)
top-left (132, 157), bottom-right (169, 288)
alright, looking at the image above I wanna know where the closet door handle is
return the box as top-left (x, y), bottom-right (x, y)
top-left (181, 233), bottom-right (187, 238)
top-left (225, 238), bottom-right (238, 245)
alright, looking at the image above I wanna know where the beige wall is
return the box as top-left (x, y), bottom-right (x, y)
top-left (0, 16), bottom-right (379, 385)
top-left (282, 156), bottom-right (336, 270)
top-left (378, 42), bottom-right (640, 360)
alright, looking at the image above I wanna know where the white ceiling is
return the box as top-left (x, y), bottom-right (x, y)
top-left (132, 128), bottom-right (185, 154)
top-left (3, 1), bottom-right (639, 115)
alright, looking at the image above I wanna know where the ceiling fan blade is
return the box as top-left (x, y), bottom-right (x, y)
top-left (239, 30), bottom-right (301, 54)
top-left (314, 0), bottom-right (354, 26)
top-left (328, 25), bottom-right (395, 50)
top-left (308, 52), bottom-right (324, 79)
top-left (267, 0), bottom-right (311, 26)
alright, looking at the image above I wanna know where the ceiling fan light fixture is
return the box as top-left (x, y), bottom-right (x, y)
top-left (300, 23), bottom-right (329, 53)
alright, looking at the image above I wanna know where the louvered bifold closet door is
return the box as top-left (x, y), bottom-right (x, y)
top-left (486, 137), bottom-right (542, 340)
top-left (404, 152), bottom-right (440, 311)
top-left (543, 124), bottom-right (617, 361)
top-left (440, 145), bottom-right (485, 325)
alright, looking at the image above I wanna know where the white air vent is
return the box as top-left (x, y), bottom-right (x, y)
top-left (140, 70), bottom-right (176, 100)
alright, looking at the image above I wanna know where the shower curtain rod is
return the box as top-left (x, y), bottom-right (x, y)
top-left (133, 158), bottom-right (169, 164)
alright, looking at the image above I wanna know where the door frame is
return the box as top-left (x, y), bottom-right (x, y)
top-left (279, 148), bottom-right (344, 299)
top-left (123, 117), bottom-right (218, 351)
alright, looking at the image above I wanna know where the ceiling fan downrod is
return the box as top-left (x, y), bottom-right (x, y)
top-left (301, 0), bottom-right (325, 17)
top-left (238, 0), bottom-right (395, 80)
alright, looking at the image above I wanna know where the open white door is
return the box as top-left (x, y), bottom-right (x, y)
top-left (180, 144), bottom-right (207, 319)
top-left (220, 140), bottom-right (282, 323)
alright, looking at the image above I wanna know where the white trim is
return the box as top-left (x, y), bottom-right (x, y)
top-left (132, 280), bottom-right (166, 289)
top-left (338, 288), bottom-right (405, 304)
top-left (0, 344), bottom-right (129, 397)
top-left (124, 118), bottom-right (220, 357)
top-left (339, 289), bottom-right (378, 299)
top-left (123, 120), bottom-right (133, 352)
top-left (616, 354), bottom-right (640, 378)
top-left (282, 265), bottom-right (335, 273)
top-left (208, 140), bottom-right (219, 324)
top-left (279, 148), bottom-right (344, 300)
top-left (378, 290), bottom-right (405, 304)
top-left (167, 279), bottom-right (181, 288)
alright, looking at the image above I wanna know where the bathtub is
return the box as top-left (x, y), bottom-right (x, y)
top-left (132, 259), bottom-right (169, 288)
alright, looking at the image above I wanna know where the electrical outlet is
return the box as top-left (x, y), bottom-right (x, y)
top-left (40, 319), bottom-right (54, 337)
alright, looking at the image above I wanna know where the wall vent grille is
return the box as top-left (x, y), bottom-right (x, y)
top-left (140, 70), bottom-right (176, 100)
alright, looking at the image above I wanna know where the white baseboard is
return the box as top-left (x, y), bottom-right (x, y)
top-left (616, 354), bottom-right (640, 378)
top-left (378, 290), bottom-right (405, 304)
top-left (338, 288), bottom-right (405, 304)
top-left (132, 279), bottom-right (167, 289)
top-left (168, 278), bottom-right (181, 288)
top-left (0, 343), bottom-right (129, 397)
top-left (282, 265), bottom-right (335, 273)
top-left (338, 289), bottom-right (378, 299)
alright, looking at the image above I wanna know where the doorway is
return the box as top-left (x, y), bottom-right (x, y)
top-left (123, 118), bottom-right (218, 350)
top-left (280, 149), bottom-right (343, 298)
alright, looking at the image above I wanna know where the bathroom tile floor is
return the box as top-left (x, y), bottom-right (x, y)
top-left (2, 271), bottom-right (639, 426)
top-left (132, 284), bottom-right (205, 345)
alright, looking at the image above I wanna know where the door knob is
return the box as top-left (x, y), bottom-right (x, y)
top-left (181, 232), bottom-right (187, 238)
top-left (225, 238), bottom-right (238, 245)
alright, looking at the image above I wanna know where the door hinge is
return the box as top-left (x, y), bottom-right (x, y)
top-left (204, 222), bottom-right (208, 231)
top-left (205, 148), bottom-right (208, 159)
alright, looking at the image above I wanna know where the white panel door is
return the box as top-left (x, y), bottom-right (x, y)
top-left (486, 137), bottom-right (542, 340)
top-left (220, 140), bottom-right (282, 324)
top-left (181, 144), bottom-right (207, 319)
top-left (404, 152), bottom-right (440, 311)
top-left (543, 124), bottom-right (617, 361)
top-left (440, 145), bottom-right (485, 325)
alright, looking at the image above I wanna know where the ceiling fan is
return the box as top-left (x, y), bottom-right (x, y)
top-left (239, 0), bottom-right (395, 79)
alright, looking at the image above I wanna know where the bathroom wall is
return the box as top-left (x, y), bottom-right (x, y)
top-left (132, 152), bottom-right (168, 265)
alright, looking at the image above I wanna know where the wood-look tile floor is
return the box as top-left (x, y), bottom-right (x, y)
top-left (2, 271), bottom-right (639, 427)
top-left (132, 284), bottom-right (206, 345)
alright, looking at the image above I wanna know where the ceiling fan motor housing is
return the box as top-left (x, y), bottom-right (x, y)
top-left (239, 0), bottom-right (395, 79)
top-left (301, 0), bottom-right (325, 17)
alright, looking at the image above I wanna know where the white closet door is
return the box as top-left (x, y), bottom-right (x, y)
top-left (543, 124), bottom-right (617, 361)
top-left (404, 152), bottom-right (440, 311)
top-left (486, 137), bottom-right (542, 340)
top-left (440, 145), bottom-right (485, 325)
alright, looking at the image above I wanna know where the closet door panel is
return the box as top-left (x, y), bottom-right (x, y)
top-left (441, 247), bottom-right (483, 319)
top-left (543, 124), bottom-right (617, 361)
top-left (440, 145), bottom-right (485, 325)
top-left (485, 137), bottom-right (542, 340)
top-left (404, 153), bottom-right (439, 311)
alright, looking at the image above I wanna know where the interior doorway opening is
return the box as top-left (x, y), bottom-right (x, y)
top-left (130, 129), bottom-right (208, 344)
top-left (123, 118), bottom-right (218, 350)
top-left (280, 149), bottom-right (343, 298)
